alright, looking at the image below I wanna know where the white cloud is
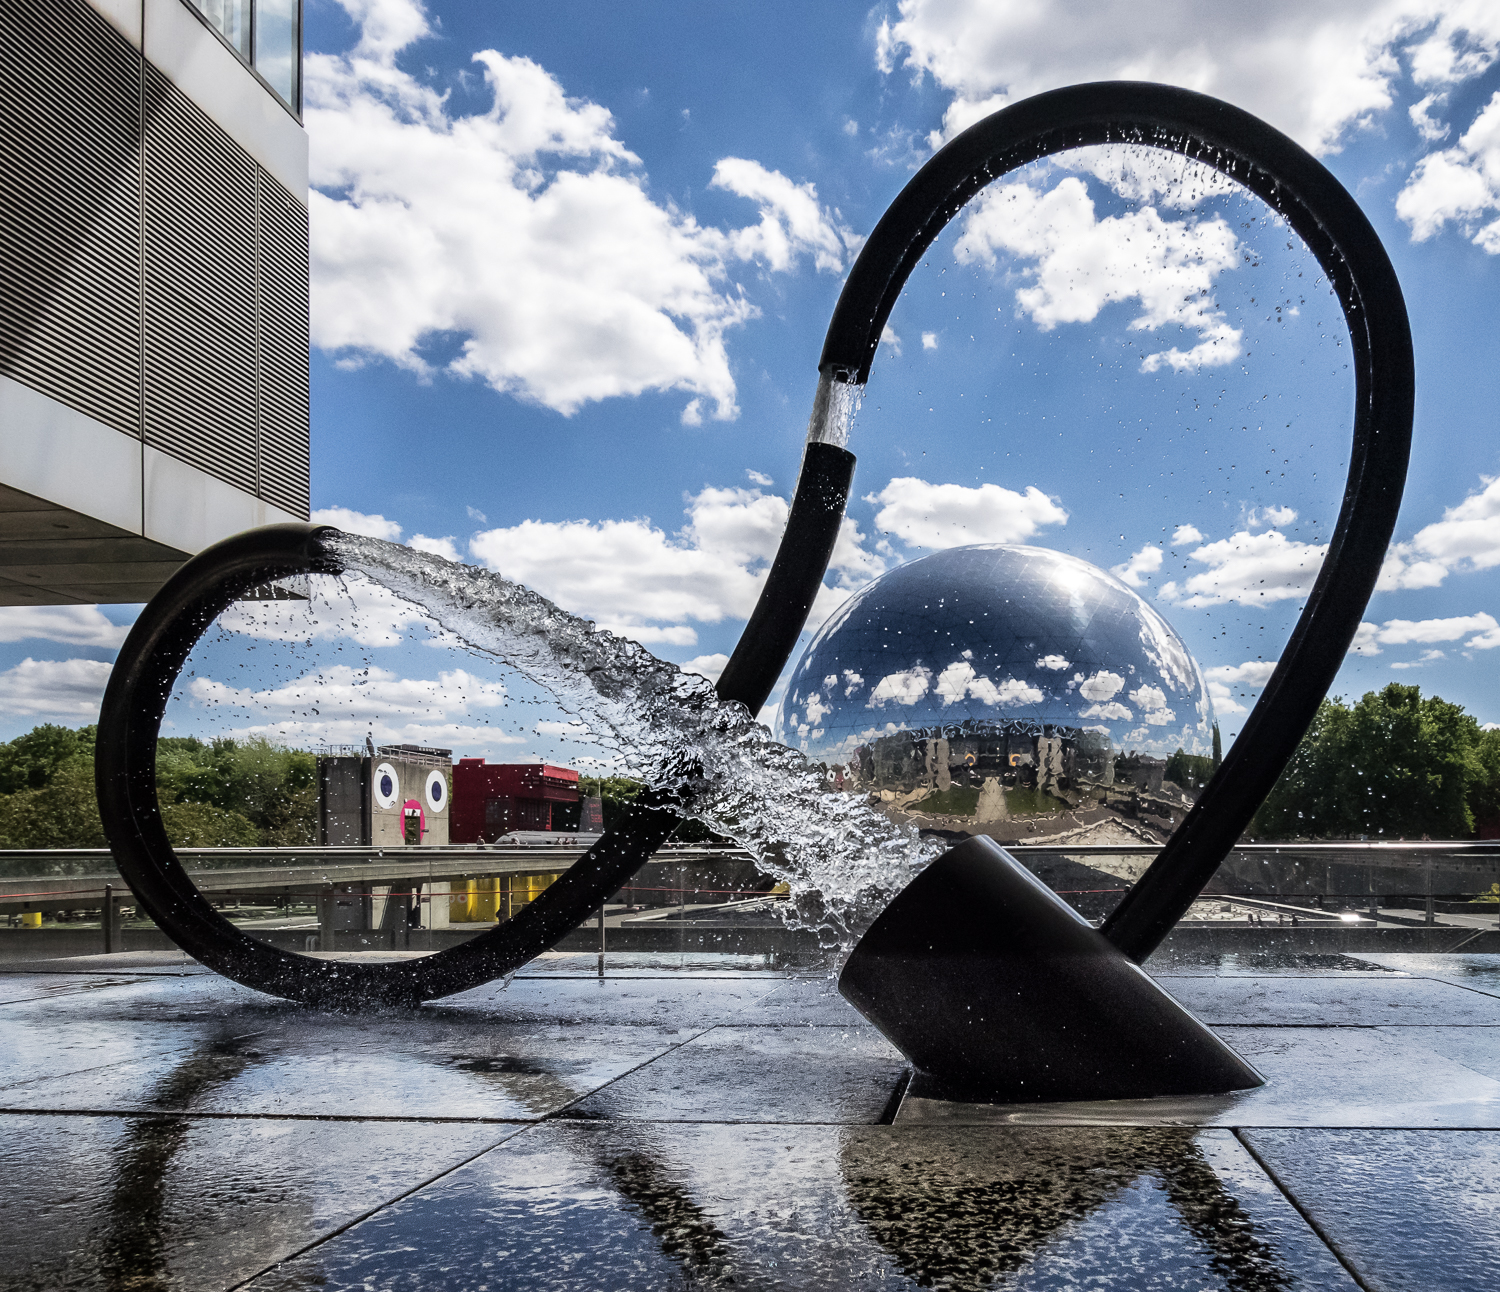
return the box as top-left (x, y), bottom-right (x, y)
top-left (1398, 89), bottom-right (1500, 252)
top-left (1204, 659), bottom-right (1278, 715)
top-left (1349, 613), bottom-right (1500, 655)
top-left (878, 0), bottom-right (1500, 158)
top-left (1036, 654), bottom-right (1069, 670)
top-left (1080, 700), bottom-right (1132, 721)
top-left (311, 506), bottom-right (404, 541)
top-left (921, 331), bottom-right (939, 350)
top-left (1171, 524), bottom-right (1204, 545)
top-left (307, 1), bottom-right (855, 421)
top-left (880, 324), bottom-right (903, 357)
top-left (1159, 529), bottom-right (1327, 607)
top-left (710, 157), bottom-right (858, 274)
top-left (180, 663), bottom-right (522, 749)
top-left (934, 660), bottom-right (1042, 707)
top-left (1112, 545), bottom-right (1163, 587)
top-left (953, 176), bottom-right (1241, 372)
top-left (1129, 684), bottom-right (1176, 725)
top-left (745, 469), bottom-right (774, 487)
top-left (409, 534), bottom-right (462, 562)
top-left (1380, 474), bottom-right (1500, 590)
top-left (867, 477), bottom-right (1067, 548)
top-left (217, 576), bottom-right (431, 649)
top-left (679, 653), bottom-right (729, 687)
top-left (1391, 648), bottom-right (1448, 669)
top-left (0, 657), bottom-right (113, 718)
top-left (1251, 505), bottom-right (1298, 527)
top-left (0, 606), bottom-right (131, 648)
top-left (868, 666), bottom-right (933, 707)
top-left (1078, 670), bottom-right (1125, 702)
top-left (467, 481), bottom-right (884, 646)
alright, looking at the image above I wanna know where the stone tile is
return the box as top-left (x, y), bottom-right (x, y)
top-left (1242, 1128), bottom-right (1500, 1291)
top-left (0, 1110), bottom-right (513, 1291)
top-left (753, 973), bottom-right (872, 1024)
top-left (563, 1025), bottom-right (908, 1124)
top-left (245, 1123), bottom-right (1353, 1291)
top-left (1, 1015), bottom-right (694, 1121)
top-left (1148, 951), bottom-right (1409, 977)
top-left (1155, 973), bottom-right (1500, 1026)
top-left (1353, 952), bottom-right (1500, 997)
top-left (898, 1025), bottom-right (1500, 1128)
top-left (0, 973), bottom-right (160, 1005)
top-left (436, 973), bottom-right (790, 1025)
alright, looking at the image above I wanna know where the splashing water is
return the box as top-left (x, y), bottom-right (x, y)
top-left (327, 533), bottom-right (943, 951)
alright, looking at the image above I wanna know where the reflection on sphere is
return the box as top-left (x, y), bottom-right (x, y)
top-left (774, 545), bottom-right (1219, 843)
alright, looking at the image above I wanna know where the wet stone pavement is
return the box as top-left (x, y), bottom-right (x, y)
top-left (1, 950), bottom-right (1498, 1290)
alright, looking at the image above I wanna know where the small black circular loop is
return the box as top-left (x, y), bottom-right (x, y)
top-left (98, 441), bottom-right (855, 1006)
top-left (818, 81), bottom-right (1414, 961)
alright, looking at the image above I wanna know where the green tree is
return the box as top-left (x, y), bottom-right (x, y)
top-left (0, 724), bottom-right (96, 794)
top-left (0, 755), bottom-right (106, 848)
top-left (1164, 747), bottom-right (1216, 791)
top-left (1253, 683), bottom-right (1490, 840)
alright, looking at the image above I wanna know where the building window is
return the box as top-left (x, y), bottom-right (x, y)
top-left (188, 0), bottom-right (301, 111)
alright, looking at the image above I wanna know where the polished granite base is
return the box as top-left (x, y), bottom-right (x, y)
top-left (1, 949), bottom-right (1497, 1289)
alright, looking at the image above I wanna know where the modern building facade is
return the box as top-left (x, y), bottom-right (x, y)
top-left (451, 761), bottom-right (582, 844)
top-left (318, 746), bottom-right (452, 848)
top-left (1, 0), bottom-right (310, 605)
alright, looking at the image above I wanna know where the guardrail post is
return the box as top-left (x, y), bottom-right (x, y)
top-left (318, 887), bottom-right (336, 953)
top-left (597, 901), bottom-right (605, 979)
top-left (103, 883), bottom-right (117, 954)
top-left (1425, 860), bottom-right (1435, 925)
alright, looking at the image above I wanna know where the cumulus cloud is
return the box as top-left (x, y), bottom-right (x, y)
top-left (409, 534), bottom-right (463, 562)
top-left (953, 177), bottom-right (1242, 372)
top-left (1159, 529), bottom-right (1327, 607)
top-left (1398, 89), bottom-right (1500, 253)
top-left (921, 331), bottom-right (939, 350)
top-left (867, 477), bottom-right (1067, 549)
top-left (935, 660), bottom-right (1042, 706)
top-left (1078, 670), bottom-right (1125, 702)
top-left (878, 0), bottom-right (1500, 158)
top-left (1250, 505), bottom-right (1298, 527)
top-left (182, 663), bottom-right (521, 749)
top-left (1080, 700), bottom-right (1132, 721)
top-left (1112, 545), bottom-right (1163, 587)
top-left (1351, 612), bottom-right (1500, 657)
top-left (1391, 648), bottom-right (1449, 669)
top-left (680, 652), bottom-right (729, 684)
top-left (1036, 654), bottom-right (1069, 670)
top-left (468, 481), bottom-right (883, 646)
top-left (1129, 683), bottom-right (1176, 726)
top-left (868, 665), bottom-right (933, 707)
top-left (307, 0), bottom-right (855, 422)
top-left (1171, 524), bottom-right (1204, 545)
top-left (1203, 659), bottom-right (1278, 715)
top-left (1380, 474), bottom-right (1500, 590)
top-left (310, 506), bottom-right (404, 541)
top-left (0, 606), bottom-right (131, 648)
top-left (0, 657), bottom-right (114, 718)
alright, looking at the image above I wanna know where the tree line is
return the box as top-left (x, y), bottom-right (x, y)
top-left (0, 724), bottom-right (317, 849)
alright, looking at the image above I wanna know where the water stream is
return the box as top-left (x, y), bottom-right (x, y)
top-left (327, 533), bottom-right (944, 950)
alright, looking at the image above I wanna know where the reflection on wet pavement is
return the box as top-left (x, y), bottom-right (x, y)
top-left (2, 952), bottom-right (1498, 1288)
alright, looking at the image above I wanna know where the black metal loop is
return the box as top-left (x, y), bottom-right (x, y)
top-left (96, 443), bottom-right (853, 1006)
top-left (818, 81), bottom-right (1413, 962)
top-left (97, 81), bottom-right (1413, 1001)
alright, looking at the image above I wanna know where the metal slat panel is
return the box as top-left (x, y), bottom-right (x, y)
top-left (255, 171), bottom-right (310, 518)
top-left (0, 0), bottom-right (142, 437)
top-left (141, 65), bottom-right (258, 494)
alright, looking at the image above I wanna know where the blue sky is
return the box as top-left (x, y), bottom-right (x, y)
top-left (3, 0), bottom-right (1500, 757)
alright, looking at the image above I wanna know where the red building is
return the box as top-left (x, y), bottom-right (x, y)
top-left (451, 760), bottom-right (581, 843)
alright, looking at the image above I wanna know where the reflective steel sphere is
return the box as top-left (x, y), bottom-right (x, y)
top-left (775, 545), bottom-right (1217, 829)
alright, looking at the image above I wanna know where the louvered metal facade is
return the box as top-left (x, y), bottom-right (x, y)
top-left (1, 0), bottom-right (310, 519)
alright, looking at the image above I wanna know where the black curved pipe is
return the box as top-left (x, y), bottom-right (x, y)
top-left (97, 443), bottom-right (854, 1006)
top-left (816, 81), bottom-right (1413, 962)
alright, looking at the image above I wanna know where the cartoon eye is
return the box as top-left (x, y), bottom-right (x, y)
top-left (373, 762), bottom-right (400, 810)
top-left (425, 769), bottom-right (447, 813)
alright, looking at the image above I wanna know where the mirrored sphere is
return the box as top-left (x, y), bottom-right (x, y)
top-left (774, 545), bottom-right (1218, 833)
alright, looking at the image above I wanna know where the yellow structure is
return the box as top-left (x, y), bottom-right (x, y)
top-left (449, 873), bottom-right (564, 923)
top-left (20, 911), bottom-right (42, 928)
